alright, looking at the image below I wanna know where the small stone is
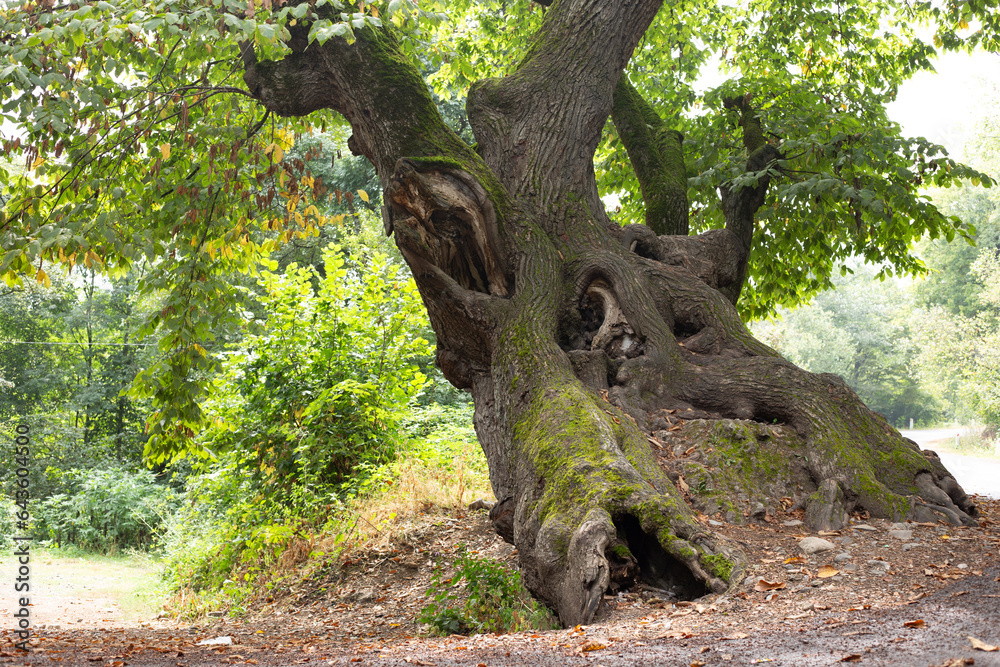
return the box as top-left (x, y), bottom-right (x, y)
top-left (902, 543), bottom-right (921, 551)
top-left (791, 584), bottom-right (808, 593)
top-left (841, 564), bottom-right (857, 573)
top-left (206, 611), bottom-right (224, 618)
top-left (351, 587), bottom-right (376, 602)
top-left (834, 552), bottom-right (852, 562)
top-left (958, 563), bottom-right (968, 570)
top-left (853, 524), bottom-right (878, 532)
top-left (866, 560), bottom-right (890, 571)
top-left (783, 520), bottom-right (803, 527)
top-left (888, 529), bottom-right (913, 540)
top-left (467, 498), bottom-right (494, 511)
top-left (837, 536), bottom-right (853, 545)
top-left (889, 522), bottom-right (909, 530)
top-left (810, 579), bottom-right (823, 587)
top-left (743, 576), bottom-right (757, 587)
top-left (799, 537), bottom-right (836, 554)
top-left (708, 520), bottom-right (724, 527)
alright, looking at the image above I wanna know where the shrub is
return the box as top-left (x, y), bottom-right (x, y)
top-left (0, 497), bottom-right (15, 551)
top-left (33, 467), bottom-right (177, 552)
top-left (160, 243), bottom-right (438, 601)
top-left (419, 550), bottom-right (556, 635)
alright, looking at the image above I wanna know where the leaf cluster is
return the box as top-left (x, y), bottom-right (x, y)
top-left (418, 548), bottom-right (556, 635)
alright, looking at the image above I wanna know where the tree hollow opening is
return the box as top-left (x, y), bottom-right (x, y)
top-left (608, 514), bottom-right (709, 601)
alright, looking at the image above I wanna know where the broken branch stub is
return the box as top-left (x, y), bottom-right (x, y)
top-left (386, 159), bottom-right (509, 298)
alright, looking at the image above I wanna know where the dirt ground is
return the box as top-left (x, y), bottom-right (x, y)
top-left (3, 493), bottom-right (1000, 667)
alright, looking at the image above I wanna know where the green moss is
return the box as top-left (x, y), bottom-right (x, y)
top-left (702, 554), bottom-right (735, 581)
top-left (611, 544), bottom-right (633, 559)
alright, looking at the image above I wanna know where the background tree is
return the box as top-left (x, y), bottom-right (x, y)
top-left (0, 0), bottom-right (990, 624)
top-left (753, 265), bottom-right (939, 427)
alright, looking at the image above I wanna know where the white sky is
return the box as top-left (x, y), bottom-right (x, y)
top-left (887, 50), bottom-right (1000, 160)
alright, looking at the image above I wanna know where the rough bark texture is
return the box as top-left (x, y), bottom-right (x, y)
top-left (611, 78), bottom-right (689, 236)
top-left (243, 0), bottom-right (978, 627)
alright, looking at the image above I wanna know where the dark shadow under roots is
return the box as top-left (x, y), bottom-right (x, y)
top-left (610, 514), bottom-right (709, 601)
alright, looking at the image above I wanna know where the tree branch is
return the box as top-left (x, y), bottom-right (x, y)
top-left (718, 96), bottom-right (783, 306)
top-left (611, 77), bottom-right (689, 236)
top-left (467, 0), bottom-right (664, 209)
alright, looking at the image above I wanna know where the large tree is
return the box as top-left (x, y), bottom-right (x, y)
top-left (0, 0), bottom-right (993, 624)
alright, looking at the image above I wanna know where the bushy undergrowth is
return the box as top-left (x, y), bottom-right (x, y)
top-left (418, 549), bottom-right (556, 635)
top-left (34, 467), bottom-right (178, 552)
top-left (157, 244), bottom-right (492, 619)
top-left (159, 402), bottom-right (490, 618)
top-left (0, 497), bottom-right (15, 551)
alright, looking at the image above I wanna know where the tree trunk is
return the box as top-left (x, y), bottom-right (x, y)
top-left (243, 0), bottom-right (978, 626)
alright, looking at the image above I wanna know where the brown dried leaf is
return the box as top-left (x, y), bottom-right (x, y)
top-left (818, 565), bottom-right (839, 578)
top-left (678, 476), bottom-right (690, 493)
top-left (903, 619), bottom-right (926, 628)
top-left (784, 556), bottom-right (807, 564)
top-left (969, 636), bottom-right (999, 652)
top-left (580, 641), bottom-right (606, 652)
top-left (840, 655), bottom-right (863, 662)
top-left (754, 579), bottom-right (786, 592)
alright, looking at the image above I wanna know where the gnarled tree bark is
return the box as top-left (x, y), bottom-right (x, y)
top-left (242, 0), bottom-right (977, 626)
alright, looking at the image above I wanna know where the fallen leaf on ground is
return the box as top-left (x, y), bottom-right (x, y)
top-left (784, 611), bottom-right (814, 620)
top-left (784, 556), bottom-right (807, 564)
top-left (840, 655), bottom-right (863, 662)
top-left (936, 659), bottom-right (975, 667)
top-left (818, 565), bottom-right (839, 578)
top-left (580, 641), bottom-right (606, 652)
top-left (403, 659), bottom-right (436, 666)
top-left (969, 636), bottom-right (999, 651)
top-left (903, 619), bottom-right (926, 628)
top-left (754, 579), bottom-right (786, 591)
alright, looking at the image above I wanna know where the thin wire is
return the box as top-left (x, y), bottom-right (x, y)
top-left (2, 341), bottom-right (158, 347)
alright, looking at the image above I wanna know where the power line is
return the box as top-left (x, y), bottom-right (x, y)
top-left (2, 340), bottom-right (158, 347)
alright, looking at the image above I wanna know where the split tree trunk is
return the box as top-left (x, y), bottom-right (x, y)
top-left (243, 0), bottom-right (978, 626)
